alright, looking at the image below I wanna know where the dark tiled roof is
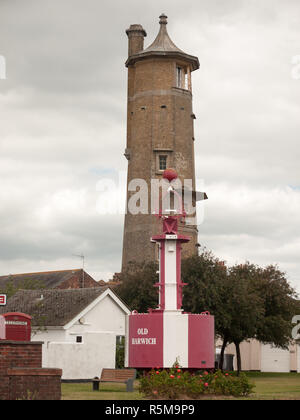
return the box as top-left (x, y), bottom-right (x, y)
top-left (0, 269), bottom-right (97, 291)
top-left (0, 287), bottom-right (109, 327)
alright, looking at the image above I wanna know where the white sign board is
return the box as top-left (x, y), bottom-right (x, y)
top-left (0, 294), bottom-right (7, 306)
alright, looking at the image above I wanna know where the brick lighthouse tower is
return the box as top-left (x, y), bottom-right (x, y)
top-left (122, 14), bottom-right (202, 271)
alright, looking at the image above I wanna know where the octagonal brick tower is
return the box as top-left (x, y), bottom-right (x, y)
top-left (122, 14), bottom-right (200, 271)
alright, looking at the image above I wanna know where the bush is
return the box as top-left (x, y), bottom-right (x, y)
top-left (139, 366), bottom-right (255, 399)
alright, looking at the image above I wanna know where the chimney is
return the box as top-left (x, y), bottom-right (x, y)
top-left (126, 24), bottom-right (147, 57)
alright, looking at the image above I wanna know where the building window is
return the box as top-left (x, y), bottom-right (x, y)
top-left (76, 336), bottom-right (83, 343)
top-left (159, 155), bottom-right (167, 171)
top-left (176, 66), bottom-right (190, 90)
top-left (116, 336), bottom-right (125, 369)
top-left (185, 72), bottom-right (189, 90)
top-left (154, 149), bottom-right (173, 174)
top-left (116, 335), bottom-right (124, 345)
top-left (176, 66), bottom-right (183, 88)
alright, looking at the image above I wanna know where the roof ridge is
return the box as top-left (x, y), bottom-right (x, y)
top-left (14, 286), bottom-right (107, 294)
top-left (0, 269), bottom-right (82, 277)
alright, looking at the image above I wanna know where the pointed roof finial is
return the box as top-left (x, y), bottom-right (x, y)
top-left (159, 13), bottom-right (168, 25)
top-left (125, 14), bottom-right (200, 71)
top-left (143, 13), bottom-right (182, 54)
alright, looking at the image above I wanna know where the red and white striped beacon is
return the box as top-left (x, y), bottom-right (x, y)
top-left (125, 169), bottom-right (215, 369)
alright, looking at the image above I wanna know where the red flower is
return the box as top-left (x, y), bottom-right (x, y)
top-left (177, 375), bottom-right (181, 379)
top-left (225, 373), bottom-right (229, 376)
top-left (170, 375), bottom-right (175, 379)
top-left (204, 371), bottom-right (209, 375)
top-left (156, 371), bottom-right (160, 375)
top-left (177, 369), bottom-right (181, 373)
top-left (204, 383), bottom-right (209, 387)
top-left (153, 390), bottom-right (158, 395)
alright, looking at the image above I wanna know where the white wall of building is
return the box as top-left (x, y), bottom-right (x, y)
top-left (32, 291), bottom-right (129, 380)
top-left (217, 338), bottom-right (300, 373)
top-left (32, 328), bottom-right (66, 367)
top-left (47, 332), bottom-right (116, 380)
top-left (261, 344), bottom-right (291, 373)
top-left (70, 294), bottom-right (126, 337)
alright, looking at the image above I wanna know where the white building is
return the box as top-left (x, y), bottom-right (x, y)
top-left (217, 339), bottom-right (300, 373)
top-left (1, 287), bottom-right (130, 380)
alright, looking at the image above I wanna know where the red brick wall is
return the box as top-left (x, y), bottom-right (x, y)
top-left (0, 375), bottom-right (9, 400)
top-left (8, 368), bottom-right (62, 400)
top-left (58, 270), bottom-right (99, 289)
top-left (0, 341), bottom-right (62, 400)
top-left (0, 341), bottom-right (42, 374)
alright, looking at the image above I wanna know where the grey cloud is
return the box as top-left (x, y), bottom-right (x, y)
top-left (0, 0), bottom-right (299, 290)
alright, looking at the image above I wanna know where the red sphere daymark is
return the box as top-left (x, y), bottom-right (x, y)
top-left (163, 168), bottom-right (178, 182)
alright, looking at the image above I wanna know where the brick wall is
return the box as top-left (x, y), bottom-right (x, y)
top-left (0, 341), bottom-right (62, 400)
top-left (122, 55), bottom-right (199, 271)
top-left (0, 341), bottom-right (42, 373)
top-left (8, 368), bottom-right (62, 400)
top-left (0, 375), bottom-right (9, 400)
top-left (58, 270), bottom-right (99, 289)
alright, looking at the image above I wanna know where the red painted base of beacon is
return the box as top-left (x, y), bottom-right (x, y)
top-left (126, 311), bottom-right (215, 369)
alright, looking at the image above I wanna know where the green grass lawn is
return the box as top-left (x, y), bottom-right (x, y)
top-left (61, 372), bottom-right (300, 400)
top-left (61, 381), bottom-right (143, 400)
top-left (245, 372), bottom-right (300, 400)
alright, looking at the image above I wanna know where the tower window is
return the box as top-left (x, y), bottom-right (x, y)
top-left (176, 67), bottom-right (183, 88)
top-left (185, 73), bottom-right (189, 89)
top-left (76, 336), bottom-right (83, 343)
top-left (159, 155), bottom-right (167, 171)
top-left (176, 66), bottom-right (190, 90)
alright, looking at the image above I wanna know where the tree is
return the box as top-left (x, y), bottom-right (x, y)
top-left (254, 264), bottom-right (298, 348)
top-left (226, 263), bottom-right (298, 373)
top-left (182, 250), bottom-right (229, 334)
top-left (183, 257), bottom-right (298, 374)
top-left (115, 261), bottom-right (159, 313)
top-left (182, 256), bottom-right (264, 374)
top-left (222, 264), bottom-right (265, 374)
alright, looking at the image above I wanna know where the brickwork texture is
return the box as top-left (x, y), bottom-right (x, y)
top-left (0, 341), bottom-right (62, 400)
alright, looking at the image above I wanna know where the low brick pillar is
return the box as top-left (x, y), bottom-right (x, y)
top-left (7, 368), bottom-right (62, 400)
top-left (0, 375), bottom-right (9, 400)
top-left (0, 340), bottom-right (62, 400)
top-left (0, 340), bottom-right (42, 372)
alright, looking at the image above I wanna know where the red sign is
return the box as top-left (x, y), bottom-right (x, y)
top-left (0, 294), bottom-right (6, 306)
top-left (128, 312), bottom-right (163, 368)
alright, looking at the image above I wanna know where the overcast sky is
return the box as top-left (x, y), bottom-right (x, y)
top-left (0, 0), bottom-right (299, 292)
